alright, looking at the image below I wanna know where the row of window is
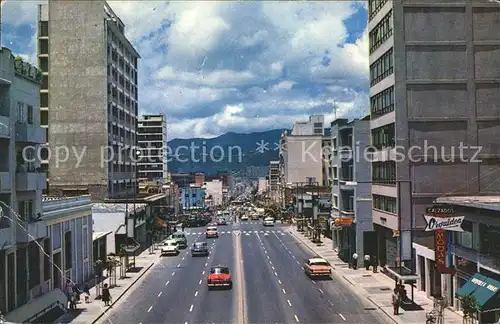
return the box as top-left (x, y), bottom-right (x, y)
top-left (370, 48), bottom-right (393, 86)
top-left (371, 86), bottom-right (394, 118)
top-left (372, 123), bottom-right (395, 149)
top-left (372, 161), bottom-right (396, 184)
top-left (369, 0), bottom-right (389, 21)
top-left (107, 30), bottom-right (138, 69)
top-left (369, 11), bottom-right (393, 54)
top-left (455, 221), bottom-right (500, 260)
top-left (373, 194), bottom-right (397, 214)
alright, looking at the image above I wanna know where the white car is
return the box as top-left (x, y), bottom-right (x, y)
top-left (263, 217), bottom-right (274, 226)
top-left (161, 240), bottom-right (179, 256)
top-left (240, 215), bottom-right (249, 221)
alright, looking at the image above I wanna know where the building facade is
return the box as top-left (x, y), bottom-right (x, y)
top-left (0, 47), bottom-right (47, 316)
top-left (413, 196), bottom-right (500, 322)
top-left (368, 0), bottom-right (500, 267)
top-left (203, 180), bottom-right (223, 207)
top-left (330, 117), bottom-right (373, 265)
top-left (38, 2), bottom-right (141, 200)
top-left (257, 177), bottom-right (268, 194)
top-left (137, 114), bottom-right (167, 181)
top-left (3, 195), bottom-right (93, 323)
top-left (279, 115), bottom-right (326, 186)
top-left (181, 186), bottom-right (206, 211)
top-left (268, 161), bottom-right (280, 203)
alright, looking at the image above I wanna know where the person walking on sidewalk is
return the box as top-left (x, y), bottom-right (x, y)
top-left (392, 287), bottom-right (400, 315)
top-left (372, 255), bottom-right (378, 273)
top-left (102, 283), bottom-right (112, 306)
top-left (351, 252), bottom-right (358, 269)
top-left (364, 254), bottom-right (371, 270)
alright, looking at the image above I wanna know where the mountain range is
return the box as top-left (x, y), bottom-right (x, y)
top-left (167, 129), bottom-right (285, 176)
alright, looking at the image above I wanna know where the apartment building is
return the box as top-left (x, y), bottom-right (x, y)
top-left (137, 114), bottom-right (168, 181)
top-left (0, 48), bottom-right (47, 316)
top-left (181, 186), bottom-right (206, 210)
top-left (37, 2), bottom-right (140, 200)
top-left (279, 115), bottom-right (326, 187)
top-left (330, 117), bottom-right (373, 265)
top-left (268, 161), bottom-right (280, 202)
top-left (203, 179), bottom-right (223, 206)
top-left (368, 0), bottom-right (500, 267)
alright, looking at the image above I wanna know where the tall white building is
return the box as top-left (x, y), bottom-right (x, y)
top-left (279, 115), bottom-right (326, 186)
top-left (137, 114), bottom-right (168, 182)
top-left (203, 180), bottom-right (223, 206)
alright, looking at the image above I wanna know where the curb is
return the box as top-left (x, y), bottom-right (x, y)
top-left (367, 297), bottom-right (399, 324)
top-left (91, 262), bottom-right (155, 324)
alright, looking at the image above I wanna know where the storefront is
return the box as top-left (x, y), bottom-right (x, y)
top-left (456, 273), bottom-right (500, 323)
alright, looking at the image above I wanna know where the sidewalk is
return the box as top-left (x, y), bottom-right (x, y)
top-left (57, 247), bottom-right (159, 324)
top-left (289, 227), bottom-right (463, 324)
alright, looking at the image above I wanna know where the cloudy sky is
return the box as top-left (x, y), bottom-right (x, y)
top-left (2, 1), bottom-right (369, 140)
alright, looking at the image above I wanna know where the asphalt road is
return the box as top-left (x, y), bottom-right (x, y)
top-left (100, 219), bottom-right (387, 324)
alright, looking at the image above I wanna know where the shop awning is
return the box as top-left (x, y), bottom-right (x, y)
top-left (456, 273), bottom-right (500, 312)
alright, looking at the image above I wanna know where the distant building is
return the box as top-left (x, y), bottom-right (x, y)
top-left (203, 180), bottom-right (223, 207)
top-left (268, 161), bottom-right (280, 202)
top-left (257, 177), bottom-right (268, 193)
top-left (38, 2), bottom-right (140, 200)
top-left (171, 173), bottom-right (195, 188)
top-left (194, 172), bottom-right (205, 186)
top-left (181, 186), bottom-right (206, 210)
top-left (138, 114), bottom-right (168, 181)
top-left (279, 115), bottom-right (326, 186)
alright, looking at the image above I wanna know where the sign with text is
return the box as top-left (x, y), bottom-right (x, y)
top-left (434, 229), bottom-right (447, 271)
top-left (424, 215), bottom-right (464, 232)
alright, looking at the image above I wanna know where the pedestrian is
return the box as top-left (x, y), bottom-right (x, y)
top-left (351, 252), bottom-right (358, 270)
top-left (392, 287), bottom-right (400, 315)
top-left (83, 282), bottom-right (91, 303)
top-left (372, 255), bottom-right (378, 273)
top-left (102, 283), bottom-right (111, 306)
top-left (64, 279), bottom-right (75, 310)
top-left (181, 222), bottom-right (185, 232)
top-left (364, 254), bottom-right (371, 270)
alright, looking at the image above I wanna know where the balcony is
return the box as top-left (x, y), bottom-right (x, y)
top-left (16, 220), bottom-right (48, 243)
top-left (15, 122), bottom-right (46, 144)
top-left (16, 171), bottom-right (46, 191)
top-left (0, 115), bottom-right (10, 138)
top-left (0, 172), bottom-right (11, 193)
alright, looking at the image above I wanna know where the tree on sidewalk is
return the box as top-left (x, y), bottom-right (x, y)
top-left (461, 293), bottom-right (478, 324)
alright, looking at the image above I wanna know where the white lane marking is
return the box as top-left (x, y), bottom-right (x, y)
top-left (172, 271), bottom-right (176, 276)
top-left (294, 315), bottom-right (300, 322)
top-left (182, 257), bottom-right (185, 260)
top-left (339, 313), bottom-right (346, 321)
top-left (177, 264), bottom-right (181, 267)
top-left (195, 291), bottom-right (198, 297)
top-left (287, 299), bottom-right (292, 307)
top-left (278, 279), bottom-right (282, 284)
top-left (274, 272), bottom-right (278, 276)
top-left (147, 305), bottom-right (153, 312)
top-left (205, 263), bottom-right (208, 266)
top-left (207, 257), bottom-right (210, 260)
top-left (198, 279), bottom-right (202, 284)
top-left (282, 288), bottom-right (286, 294)
top-left (318, 288), bottom-right (324, 294)
top-left (267, 255), bottom-right (270, 259)
top-left (311, 280), bottom-right (316, 284)
top-left (301, 267), bottom-right (304, 270)
top-left (296, 261), bottom-right (300, 264)
top-left (292, 255), bottom-right (296, 259)
top-left (328, 300), bottom-right (334, 306)
top-left (269, 261), bottom-right (272, 265)
top-left (158, 292), bottom-right (162, 297)
top-left (189, 304), bottom-right (194, 312)
top-left (202, 271), bottom-right (205, 275)
top-left (271, 266), bottom-right (275, 270)
top-left (165, 281), bottom-right (170, 286)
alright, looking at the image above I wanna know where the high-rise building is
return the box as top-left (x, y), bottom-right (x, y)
top-left (368, 0), bottom-right (500, 269)
top-left (37, 1), bottom-right (140, 200)
top-left (137, 114), bottom-right (167, 181)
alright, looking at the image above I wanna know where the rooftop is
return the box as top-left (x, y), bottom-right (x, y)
top-left (435, 196), bottom-right (500, 212)
top-left (93, 231), bottom-right (111, 241)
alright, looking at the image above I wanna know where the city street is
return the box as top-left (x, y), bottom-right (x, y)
top-left (99, 220), bottom-right (387, 324)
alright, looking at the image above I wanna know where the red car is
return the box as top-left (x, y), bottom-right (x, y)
top-left (207, 266), bottom-right (232, 290)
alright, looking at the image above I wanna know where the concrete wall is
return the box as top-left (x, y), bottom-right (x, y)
top-left (284, 136), bottom-right (323, 184)
top-left (48, 0), bottom-right (108, 191)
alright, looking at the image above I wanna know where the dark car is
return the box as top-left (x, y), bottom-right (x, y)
top-left (217, 218), bottom-right (227, 225)
top-left (191, 241), bottom-right (209, 257)
top-left (207, 266), bottom-right (232, 290)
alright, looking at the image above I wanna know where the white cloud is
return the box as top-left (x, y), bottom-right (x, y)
top-left (4, 1), bottom-right (370, 140)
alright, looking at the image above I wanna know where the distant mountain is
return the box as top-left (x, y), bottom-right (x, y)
top-left (167, 129), bottom-right (285, 176)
